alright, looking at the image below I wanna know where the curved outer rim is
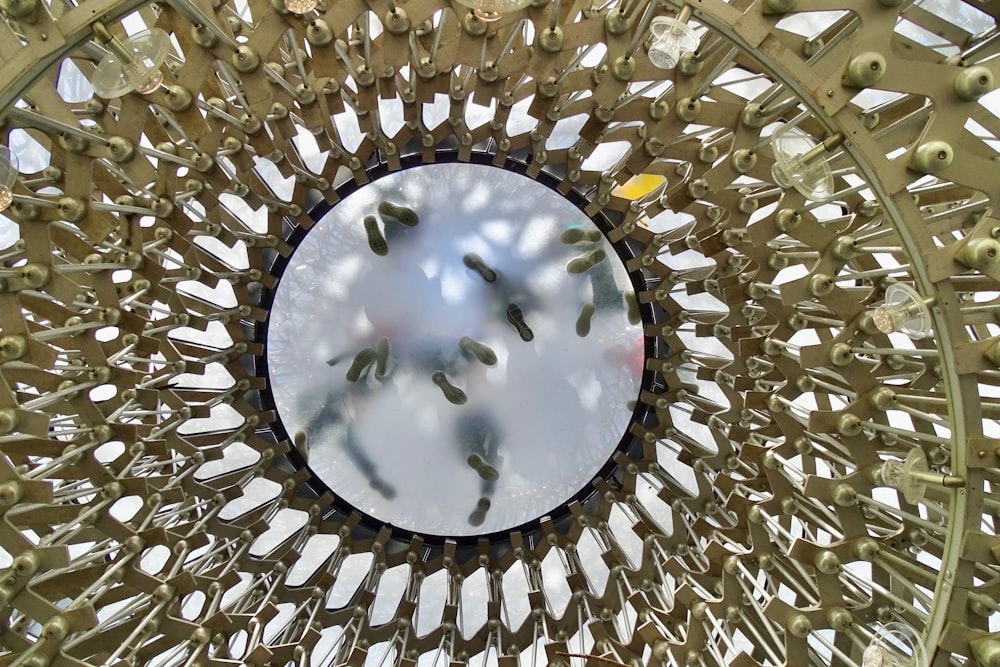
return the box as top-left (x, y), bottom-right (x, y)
top-left (684, 0), bottom-right (967, 656)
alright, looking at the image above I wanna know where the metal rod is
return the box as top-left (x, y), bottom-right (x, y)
top-left (8, 107), bottom-right (110, 146)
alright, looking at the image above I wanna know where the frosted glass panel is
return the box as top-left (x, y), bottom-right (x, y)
top-left (268, 164), bottom-right (643, 536)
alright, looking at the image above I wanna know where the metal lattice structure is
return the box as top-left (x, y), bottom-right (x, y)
top-left (1, 0), bottom-right (1000, 664)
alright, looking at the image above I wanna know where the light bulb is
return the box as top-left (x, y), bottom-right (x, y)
top-left (863, 622), bottom-right (927, 667)
top-left (881, 448), bottom-right (931, 504)
top-left (284, 0), bottom-right (316, 14)
top-left (92, 28), bottom-right (171, 98)
top-left (872, 283), bottom-right (933, 339)
top-left (0, 146), bottom-right (17, 213)
top-left (769, 123), bottom-right (834, 201)
top-left (882, 447), bottom-right (964, 503)
top-left (452, 0), bottom-right (532, 21)
top-left (648, 17), bottom-right (698, 70)
top-left (862, 644), bottom-right (884, 667)
top-left (474, 6), bottom-right (502, 21)
top-left (132, 69), bottom-right (163, 94)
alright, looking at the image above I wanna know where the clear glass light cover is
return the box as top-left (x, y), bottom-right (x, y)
top-left (91, 28), bottom-right (171, 98)
top-left (648, 17), bottom-right (698, 69)
top-left (770, 123), bottom-right (835, 201)
top-left (0, 146), bottom-right (18, 213)
top-left (863, 622), bottom-right (928, 667)
top-left (881, 448), bottom-right (931, 504)
top-left (873, 283), bottom-right (933, 339)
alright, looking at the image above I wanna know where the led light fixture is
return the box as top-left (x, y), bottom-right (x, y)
top-left (91, 27), bottom-right (171, 98)
top-left (453, 0), bottom-right (532, 21)
top-left (872, 283), bottom-right (933, 339)
top-left (769, 123), bottom-right (841, 201)
top-left (284, 0), bottom-right (316, 14)
top-left (863, 622), bottom-right (928, 667)
top-left (0, 146), bottom-right (17, 212)
top-left (648, 16), bottom-right (698, 69)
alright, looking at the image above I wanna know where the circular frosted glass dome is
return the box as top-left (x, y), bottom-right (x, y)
top-left (267, 163), bottom-right (644, 536)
